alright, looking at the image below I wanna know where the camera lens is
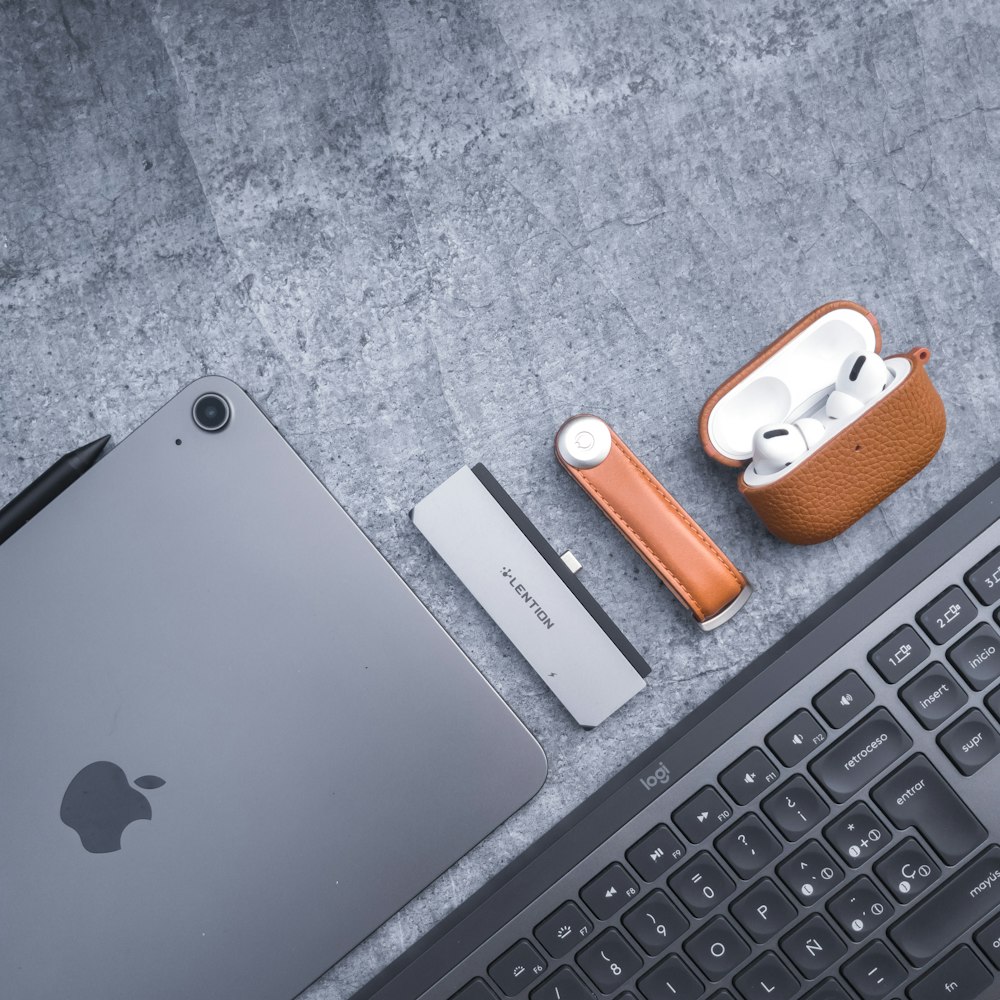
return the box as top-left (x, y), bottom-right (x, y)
top-left (192, 393), bottom-right (231, 432)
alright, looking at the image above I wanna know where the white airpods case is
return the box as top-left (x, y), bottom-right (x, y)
top-left (699, 301), bottom-right (946, 544)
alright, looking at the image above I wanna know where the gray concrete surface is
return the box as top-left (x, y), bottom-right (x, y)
top-left (2, 0), bottom-right (1000, 996)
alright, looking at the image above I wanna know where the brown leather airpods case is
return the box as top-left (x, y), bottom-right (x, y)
top-left (699, 300), bottom-right (947, 545)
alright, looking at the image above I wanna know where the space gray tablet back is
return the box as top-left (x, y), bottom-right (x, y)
top-left (0, 376), bottom-right (546, 1000)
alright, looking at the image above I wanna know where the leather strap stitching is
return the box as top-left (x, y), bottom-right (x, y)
top-left (576, 470), bottom-right (707, 617)
top-left (609, 437), bottom-right (744, 588)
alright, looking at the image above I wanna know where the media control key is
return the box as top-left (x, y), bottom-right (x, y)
top-left (939, 710), bottom-right (1000, 776)
top-left (948, 623), bottom-right (1000, 690)
top-left (581, 863), bottom-right (639, 920)
top-left (868, 624), bottom-right (930, 683)
top-left (534, 900), bottom-right (593, 958)
top-left (813, 671), bottom-right (874, 729)
top-left (673, 787), bottom-right (732, 843)
top-left (899, 661), bottom-right (967, 730)
top-left (917, 585), bottom-right (979, 644)
top-left (488, 940), bottom-right (547, 996)
top-left (719, 748), bottom-right (780, 806)
top-left (888, 846), bottom-right (1000, 966)
top-left (626, 825), bottom-right (686, 882)
top-left (907, 945), bottom-right (994, 1000)
top-left (872, 754), bottom-right (987, 865)
top-left (809, 709), bottom-right (911, 802)
top-left (767, 709), bottom-right (827, 767)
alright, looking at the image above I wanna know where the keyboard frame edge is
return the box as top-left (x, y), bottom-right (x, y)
top-left (349, 459), bottom-right (1000, 1000)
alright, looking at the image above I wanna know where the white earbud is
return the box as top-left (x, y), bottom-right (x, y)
top-left (752, 418), bottom-right (825, 475)
top-left (826, 352), bottom-right (890, 420)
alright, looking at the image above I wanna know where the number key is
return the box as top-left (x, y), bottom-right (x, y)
top-left (577, 929), bottom-right (642, 994)
top-left (669, 853), bottom-right (735, 918)
top-left (622, 889), bottom-right (688, 955)
top-left (967, 547), bottom-right (1000, 606)
top-left (868, 625), bottom-right (929, 683)
top-left (917, 585), bottom-right (978, 645)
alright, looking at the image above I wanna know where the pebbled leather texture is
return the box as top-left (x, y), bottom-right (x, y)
top-left (555, 419), bottom-right (748, 623)
top-left (738, 348), bottom-right (946, 544)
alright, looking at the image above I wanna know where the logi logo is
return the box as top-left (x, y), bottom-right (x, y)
top-left (640, 762), bottom-right (671, 791)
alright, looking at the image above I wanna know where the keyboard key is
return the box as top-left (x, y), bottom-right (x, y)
top-left (868, 624), bottom-right (930, 683)
top-left (730, 879), bottom-right (796, 943)
top-left (899, 661), bottom-right (967, 729)
top-left (872, 754), bottom-right (987, 865)
top-left (888, 845), bottom-right (1000, 966)
top-left (824, 802), bottom-right (890, 867)
top-left (489, 940), bottom-right (548, 996)
top-left (779, 913), bottom-right (845, 979)
top-left (939, 710), bottom-right (1000, 775)
top-left (670, 854), bottom-right (735, 918)
top-left (637, 955), bottom-right (704, 1000)
top-left (767, 710), bottom-right (827, 767)
top-left (948, 623), bottom-right (1000, 690)
top-left (908, 945), bottom-right (993, 1000)
top-left (715, 815), bottom-right (781, 879)
top-left (776, 841), bottom-right (844, 905)
top-left (967, 547), bottom-right (1000, 605)
top-left (918, 585), bottom-right (979, 644)
top-left (974, 912), bottom-right (1000, 968)
top-left (732, 953), bottom-right (798, 1000)
top-left (810, 709), bottom-right (911, 802)
top-left (674, 788), bottom-right (733, 843)
top-left (802, 981), bottom-right (850, 1000)
top-left (626, 825), bottom-right (686, 882)
top-left (622, 890), bottom-right (688, 955)
top-left (873, 837), bottom-right (941, 902)
top-left (719, 749), bottom-right (780, 806)
top-left (683, 917), bottom-right (750, 982)
top-left (581, 863), bottom-right (639, 920)
top-left (814, 671), bottom-right (874, 728)
top-left (577, 929), bottom-right (642, 995)
top-left (840, 941), bottom-right (906, 999)
top-left (530, 968), bottom-right (595, 1000)
top-left (827, 876), bottom-right (893, 941)
top-left (762, 776), bottom-right (829, 841)
top-left (452, 980), bottom-right (498, 1000)
top-left (535, 901), bottom-right (593, 958)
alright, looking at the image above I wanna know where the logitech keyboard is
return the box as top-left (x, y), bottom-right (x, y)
top-left (353, 463), bottom-right (1000, 1000)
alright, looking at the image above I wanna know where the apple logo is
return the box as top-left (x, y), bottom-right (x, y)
top-left (60, 761), bottom-right (165, 854)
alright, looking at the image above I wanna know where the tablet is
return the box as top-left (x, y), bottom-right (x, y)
top-left (0, 376), bottom-right (546, 1000)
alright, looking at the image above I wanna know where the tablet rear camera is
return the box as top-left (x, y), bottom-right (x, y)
top-left (192, 393), bottom-right (231, 432)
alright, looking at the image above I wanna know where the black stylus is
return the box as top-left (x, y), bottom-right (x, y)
top-left (0, 435), bottom-right (110, 545)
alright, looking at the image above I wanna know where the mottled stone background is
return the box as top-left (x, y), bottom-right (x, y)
top-left (2, 0), bottom-right (999, 996)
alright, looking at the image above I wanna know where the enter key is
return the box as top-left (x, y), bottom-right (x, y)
top-left (872, 754), bottom-right (987, 866)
